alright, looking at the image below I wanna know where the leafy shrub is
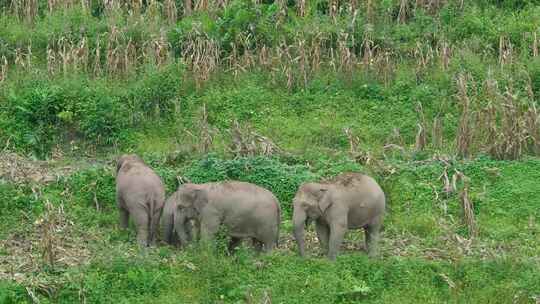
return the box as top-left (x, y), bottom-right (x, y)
top-left (184, 155), bottom-right (316, 215)
top-left (128, 63), bottom-right (184, 123)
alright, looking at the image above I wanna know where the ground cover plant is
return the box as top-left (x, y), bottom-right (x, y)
top-left (0, 0), bottom-right (539, 303)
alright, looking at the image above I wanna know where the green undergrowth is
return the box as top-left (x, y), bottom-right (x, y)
top-left (1, 155), bottom-right (539, 303)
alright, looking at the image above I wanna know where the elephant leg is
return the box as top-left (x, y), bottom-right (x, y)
top-left (228, 237), bottom-right (242, 253)
top-left (149, 211), bottom-right (161, 246)
top-left (261, 239), bottom-right (275, 253)
top-left (132, 210), bottom-right (150, 247)
top-left (119, 207), bottom-right (130, 230)
top-left (185, 221), bottom-right (194, 243)
top-left (252, 239), bottom-right (264, 252)
top-left (328, 222), bottom-right (347, 261)
top-left (315, 221), bottom-right (330, 255)
top-left (365, 220), bottom-right (382, 258)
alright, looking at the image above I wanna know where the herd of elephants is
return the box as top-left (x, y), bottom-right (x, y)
top-left (116, 154), bottom-right (386, 260)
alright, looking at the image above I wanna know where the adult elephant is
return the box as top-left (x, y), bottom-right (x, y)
top-left (170, 181), bottom-right (281, 253)
top-left (116, 154), bottom-right (165, 247)
top-left (292, 173), bottom-right (385, 260)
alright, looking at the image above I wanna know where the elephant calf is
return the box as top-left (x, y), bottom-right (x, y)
top-left (166, 181), bottom-right (281, 253)
top-left (116, 154), bottom-right (165, 247)
top-left (161, 192), bottom-right (198, 247)
top-left (293, 172), bottom-right (385, 260)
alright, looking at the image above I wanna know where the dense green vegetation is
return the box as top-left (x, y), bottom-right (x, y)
top-left (1, 0), bottom-right (539, 303)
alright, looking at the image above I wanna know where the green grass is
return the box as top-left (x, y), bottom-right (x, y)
top-left (1, 1), bottom-right (540, 302)
top-left (1, 156), bottom-right (539, 303)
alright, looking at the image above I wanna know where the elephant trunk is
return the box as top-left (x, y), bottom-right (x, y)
top-left (174, 212), bottom-right (190, 247)
top-left (161, 204), bottom-right (175, 244)
top-left (293, 209), bottom-right (307, 257)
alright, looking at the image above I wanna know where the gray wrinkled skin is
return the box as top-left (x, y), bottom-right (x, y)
top-left (292, 173), bottom-right (385, 260)
top-left (116, 154), bottom-right (165, 247)
top-left (169, 181), bottom-right (281, 253)
top-left (161, 192), bottom-right (198, 247)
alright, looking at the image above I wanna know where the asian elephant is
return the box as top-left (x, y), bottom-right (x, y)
top-left (170, 181), bottom-right (281, 253)
top-left (161, 192), bottom-right (198, 247)
top-left (292, 172), bottom-right (385, 260)
top-left (116, 154), bottom-right (165, 247)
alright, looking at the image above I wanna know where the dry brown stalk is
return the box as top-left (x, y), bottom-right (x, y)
top-left (525, 103), bottom-right (540, 155)
top-left (195, 0), bottom-right (208, 11)
top-left (439, 167), bottom-right (452, 197)
top-left (276, 0), bottom-right (287, 24)
top-left (482, 74), bottom-right (501, 157)
top-left (81, 0), bottom-right (90, 13)
top-left (432, 117), bottom-right (443, 149)
top-left (296, 37), bottom-right (309, 88)
top-left (337, 32), bottom-right (355, 82)
top-left (526, 73), bottom-right (535, 101)
top-left (362, 24), bottom-right (374, 69)
top-left (533, 32), bottom-right (538, 57)
top-left (184, 0), bottom-right (192, 16)
top-left (397, 0), bottom-right (409, 23)
top-left (163, 0), bottom-right (178, 24)
top-left (297, 0), bottom-right (306, 17)
top-left (373, 49), bottom-right (394, 86)
top-left (76, 36), bottom-right (89, 72)
top-left (456, 74), bottom-right (473, 158)
top-left (457, 172), bottom-right (477, 238)
top-left (498, 36), bottom-right (513, 67)
top-left (93, 36), bottom-right (102, 76)
top-left (258, 45), bottom-right (271, 68)
top-left (439, 40), bottom-right (451, 70)
top-left (310, 33), bottom-right (323, 74)
top-left (103, 0), bottom-right (121, 15)
top-left (106, 26), bottom-right (122, 75)
top-left (198, 104), bottom-right (212, 154)
top-left (415, 103), bottom-right (427, 152)
top-left (40, 200), bottom-right (62, 268)
top-left (0, 56), bottom-right (8, 83)
top-left (366, 0), bottom-right (373, 23)
top-left (129, 0), bottom-right (143, 17)
top-left (229, 120), bottom-right (281, 157)
top-left (182, 28), bottom-right (220, 88)
top-left (328, 0), bottom-right (338, 18)
top-left (238, 34), bottom-right (255, 72)
top-left (414, 41), bottom-right (434, 71)
top-left (276, 41), bottom-right (295, 90)
top-left (12, 0), bottom-right (37, 23)
top-left (344, 127), bottom-right (360, 156)
top-left (500, 90), bottom-right (527, 159)
top-left (14, 46), bottom-right (32, 70)
top-left (145, 30), bottom-right (171, 67)
top-left (146, 0), bottom-right (162, 20)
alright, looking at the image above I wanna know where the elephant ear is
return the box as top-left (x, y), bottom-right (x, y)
top-left (192, 188), bottom-right (208, 214)
top-left (317, 188), bottom-right (332, 213)
top-left (180, 186), bottom-right (208, 214)
top-left (116, 155), bottom-right (126, 173)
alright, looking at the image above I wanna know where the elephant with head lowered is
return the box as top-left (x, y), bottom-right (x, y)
top-left (292, 172), bottom-right (385, 260)
top-left (167, 181), bottom-right (281, 253)
top-left (116, 154), bottom-right (165, 247)
top-left (161, 191), bottom-right (198, 247)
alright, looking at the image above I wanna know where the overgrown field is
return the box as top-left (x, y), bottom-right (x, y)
top-left (1, 0), bottom-right (540, 303)
top-left (1, 155), bottom-right (539, 303)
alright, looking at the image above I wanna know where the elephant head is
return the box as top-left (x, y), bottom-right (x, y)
top-left (174, 184), bottom-right (208, 245)
top-left (292, 183), bottom-right (331, 256)
top-left (116, 154), bottom-right (144, 174)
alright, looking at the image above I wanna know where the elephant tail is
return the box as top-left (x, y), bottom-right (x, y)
top-left (148, 193), bottom-right (160, 245)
